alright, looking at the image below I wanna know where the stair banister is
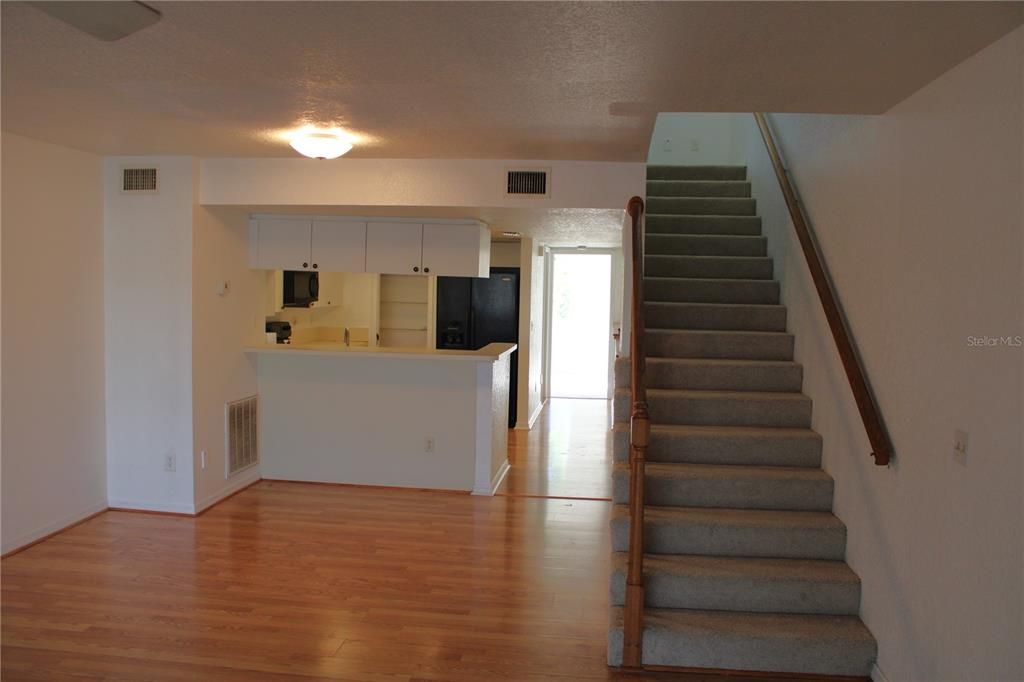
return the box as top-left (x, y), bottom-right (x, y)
top-left (623, 195), bottom-right (649, 667)
top-left (753, 113), bottom-right (893, 466)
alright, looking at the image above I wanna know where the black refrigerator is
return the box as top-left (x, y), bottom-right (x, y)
top-left (436, 268), bottom-right (520, 428)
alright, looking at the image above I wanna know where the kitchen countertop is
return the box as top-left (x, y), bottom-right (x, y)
top-left (245, 341), bottom-right (516, 362)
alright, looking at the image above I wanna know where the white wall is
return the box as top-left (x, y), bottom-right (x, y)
top-left (191, 206), bottom-right (264, 511)
top-left (200, 158), bottom-right (643, 209)
top-left (743, 27), bottom-right (1023, 682)
top-left (490, 241), bottom-right (521, 268)
top-left (647, 113), bottom-right (748, 165)
top-left (1, 133), bottom-right (107, 553)
top-left (104, 157), bottom-right (197, 513)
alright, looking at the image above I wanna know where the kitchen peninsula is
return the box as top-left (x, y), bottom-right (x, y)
top-left (246, 340), bottom-right (515, 495)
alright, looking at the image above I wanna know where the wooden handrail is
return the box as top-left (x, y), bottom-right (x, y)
top-left (753, 113), bottom-right (893, 466)
top-left (623, 195), bottom-right (649, 667)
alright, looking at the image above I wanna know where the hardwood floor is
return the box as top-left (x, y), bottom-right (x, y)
top-left (4, 481), bottom-right (647, 681)
top-left (498, 398), bottom-right (614, 500)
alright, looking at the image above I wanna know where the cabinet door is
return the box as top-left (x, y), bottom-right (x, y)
top-left (311, 220), bottom-right (366, 272)
top-left (422, 224), bottom-right (489, 277)
top-left (365, 222), bottom-right (423, 275)
top-left (255, 219), bottom-right (312, 270)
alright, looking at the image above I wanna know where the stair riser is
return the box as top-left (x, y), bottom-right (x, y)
top-left (647, 180), bottom-right (751, 198)
top-left (647, 197), bottom-right (756, 216)
top-left (616, 359), bottom-right (803, 392)
top-left (646, 215), bottom-right (762, 236)
top-left (646, 302), bottom-right (787, 332)
top-left (611, 516), bottom-right (847, 560)
top-left (612, 468), bottom-right (834, 511)
top-left (645, 255), bottom-right (773, 280)
top-left (645, 278), bottom-right (780, 305)
top-left (611, 429), bottom-right (823, 468)
top-left (608, 620), bottom-right (876, 676)
top-left (614, 393), bottom-right (812, 428)
top-left (647, 331), bottom-right (794, 360)
top-left (647, 235), bottom-right (767, 257)
top-left (647, 166), bottom-right (746, 181)
top-left (609, 567), bottom-right (861, 615)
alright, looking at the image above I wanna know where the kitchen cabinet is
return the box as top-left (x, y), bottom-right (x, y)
top-left (365, 221), bottom-right (490, 277)
top-left (251, 218), bottom-right (367, 272)
top-left (311, 220), bottom-right (366, 272)
top-left (252, 216), bottom-right (489, 277)
top-left (252, 219), bottom-right (313, 270)
top-left (365, 222), bottom-right (424, 275)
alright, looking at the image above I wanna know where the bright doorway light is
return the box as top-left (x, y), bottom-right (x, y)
top-left (549, 252), bottom-right (612, 399)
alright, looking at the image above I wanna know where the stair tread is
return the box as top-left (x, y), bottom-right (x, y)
top-left (645, 300), bottom-right (785, 309)
top-left (648, 328), bottom-right (792, 337)
top-left (611, 606), bottom-right (873, 642)
top-left (616, 387), bottom-right (811, 402)
top-left (644, 276), bottom-right (778, 285)
top-left (612, 504), bottom-right (844, 531)
top-left (612, 422), bottom-right (821, 440)
top-left (613, 460), bottom-right (832, 483)
top-left (628, 357), bottom-right (800, 368)
top-left (610, 552), bottom-right (859, 585)
top-left (647, 232), bottom-right (765, 238)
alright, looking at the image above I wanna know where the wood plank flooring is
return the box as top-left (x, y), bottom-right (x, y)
top-left (498, 398), bottom-right (614, 500)
top-left (4, 481), bottom-right (644, 681)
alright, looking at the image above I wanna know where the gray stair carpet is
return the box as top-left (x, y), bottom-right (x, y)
top-left (609, 165), bottom-right (876, 677)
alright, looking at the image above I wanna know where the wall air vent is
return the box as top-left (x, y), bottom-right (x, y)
top-left (225, 395), bottom-right (259, 476)
top-left (506, 169), bottom-right (549, 196)
top-left (121, 167), bottom-right (158, 193)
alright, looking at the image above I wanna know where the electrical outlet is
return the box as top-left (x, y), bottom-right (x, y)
top-left (953, 430), bottom-right (968, 466)
top-left (200, 450), bottom-right (207, 470)
top-left (424, 437), bottom-right (435, 453)
top-left (164, 452), bottom-right (177, 472)
top-left (689, 139), bottom-right (700, 152)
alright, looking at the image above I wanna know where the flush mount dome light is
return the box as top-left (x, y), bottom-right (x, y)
top-left (289, 132), bottom-right (353, 160)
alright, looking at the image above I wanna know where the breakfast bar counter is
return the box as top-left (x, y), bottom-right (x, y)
top-left (246, 342), bottom-right (515, 495)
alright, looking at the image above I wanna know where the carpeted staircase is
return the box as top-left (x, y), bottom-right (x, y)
top-left (607, 165), bottom-right (877, 677)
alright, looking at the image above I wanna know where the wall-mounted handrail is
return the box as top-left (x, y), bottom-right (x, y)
top-left (753, 113), bottom-right (893, 466)
top-left (623, 195), bottom-right (649, 666)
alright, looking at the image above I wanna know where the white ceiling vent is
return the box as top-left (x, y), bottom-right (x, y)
top-left (121, 167), bottom-right (158, 193)
top-left (506, 169), bottom-right (549, 197)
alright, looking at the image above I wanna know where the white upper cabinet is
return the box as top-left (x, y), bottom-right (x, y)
top-left (253, 218), bottom-right (312, 270)
top-left (422, 223), bottom-right (490, 278)
top-left (253, 216), bottom-right (490, 276)
top-left (365, 222), bottom-right (424, 275)
top-left (311, 220), bottom-right (367, 272)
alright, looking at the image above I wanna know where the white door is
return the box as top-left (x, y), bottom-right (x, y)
top-left (255, 219), bottom-right (312, 270)
top-left (366, 222), bottom-right (423, 275)
top-left (312, 220), bottom-right (367, 272)
top-left (422, 224), bottom-right (487, 277)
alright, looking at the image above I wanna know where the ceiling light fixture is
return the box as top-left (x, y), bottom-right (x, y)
top-left (501, 231), bottom-right (521, 238)
top-left (289, 131), bottom-right (353, 160)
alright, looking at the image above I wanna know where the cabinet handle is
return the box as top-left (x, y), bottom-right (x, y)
top-left (302, 262), bottom-right (309, 268)
top-left (413, 266), bottom-right (420, 272)
top-left (312, 263), bottom-right (318, 269)
top-left (424, 267), bottom-right (430, 273)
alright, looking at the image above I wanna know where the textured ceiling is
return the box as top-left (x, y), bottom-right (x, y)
top-left (3, 1), bottom-right (1022, 160)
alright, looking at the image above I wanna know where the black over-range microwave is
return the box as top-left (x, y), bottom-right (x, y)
top-left (283, 270), bottom-right (319, 308)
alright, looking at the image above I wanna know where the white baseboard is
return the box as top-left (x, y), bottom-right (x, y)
top-left (1, 499), bottom-right (108, 555)
top-left (515, 398), bottom-right (548, 431)
top-left (195, 469), bottom-right (262, 514)
top-left (472, 459), bottom-right (510, 496)
top-left (107, 498), bottom-right (196, 515)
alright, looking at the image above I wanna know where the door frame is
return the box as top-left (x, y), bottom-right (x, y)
top-left (542, 247), bottom-right (620, 401)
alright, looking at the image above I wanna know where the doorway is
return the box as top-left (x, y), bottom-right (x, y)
top-left (548, 251), bottom-right (613, 399)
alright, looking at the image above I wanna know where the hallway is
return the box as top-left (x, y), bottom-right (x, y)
top-left (497, 398), bottom-right (614, 500)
